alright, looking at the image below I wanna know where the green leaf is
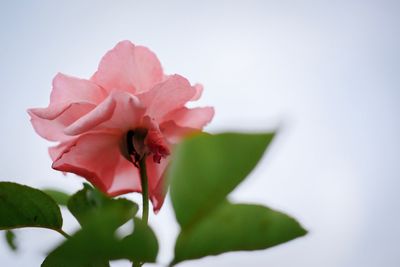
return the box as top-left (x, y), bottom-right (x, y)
top-left (5, 230), bottom-right (17, 251)
top-left (173, 202), bottom-right (307, 264)
top-left (43, 189), bottom-right (70, 206)
top-left (0, 182), bottom-right (62, 231)
top-left (67, 184), bottom-right (138, 227)
top-left (168, 132), bottom-right (307, 265)
top-left (120, 218), bottom-right (159, 262)
top-left (168, 132), bottom-right (275, 227)
top-left (42, 206), bottom-right (158, 267)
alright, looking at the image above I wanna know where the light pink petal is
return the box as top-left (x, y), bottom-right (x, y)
top-left (64, 91), bottom-right (145, 136)
top-left (146, 156), bottom-right (169, 212)
top-left (160, 121), bottom-right (200, 144)
top-left (91, 40), bottom-right (163, 94)
top-left (138, 75), bottom-right (195, 120)
top-left (98, 92), bottom-right (145, 131)
top-left (28, 102), bottom-right (96, 141)
top-left (107, 154), bottom-right (169, 212)
top-left (162, 106), bottom-right (214, 129)
top-left (29, 104), bottom-right (74, 120)
top-left (191, 83), bottom-right (203, 101)
top-left (64, 95), bottom-right (116, 136)
top-left (52, 132), bottom-right (121, 192)
top-left (48, 139), bottom-right (77, 161)
top-left (107, 155), bottom-right (141, 196)
top-left (50, 73), bottom-right (107, 105)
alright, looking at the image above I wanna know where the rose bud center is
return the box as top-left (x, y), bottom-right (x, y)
top-left (121, 127), bottom-right (170, 167)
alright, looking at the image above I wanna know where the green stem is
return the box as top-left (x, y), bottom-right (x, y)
top-left (132, 157), bottom-right (149, 267)
top-left (139, 157), bottom-right (149, 224)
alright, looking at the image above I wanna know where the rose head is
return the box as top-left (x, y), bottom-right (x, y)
top-left (28, 41), bottom-right (214, 212)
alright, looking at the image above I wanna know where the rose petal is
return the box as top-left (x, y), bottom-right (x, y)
top-left (107, 155), bottom-right (141, 196)
top-left (146, 156), bottom-right (169, 212)
top-left (64, 91), bottom-right (145, 136)
top-left (50, 73), bottom-right (107, 105)
top-left (52, 132), bottom-right (121, 192)
top-left (91, 40), bottom-right (163, 94)
top-left (28, 102), bottom-right (95, 141)
top-left (138, 75), bottom-right (195, 120)
top-left (191, 83), bottom-right (203, 101)
top-left (160, 121), bottom-right (199, 144)
top-left (48, 139), bottom-right (76, 161)
top-left (63, 95), bottom-right (116, 136)
top-left (28, 41), bottom-right (215, 216)
top-left (162, 106), bottom-right (214, 129)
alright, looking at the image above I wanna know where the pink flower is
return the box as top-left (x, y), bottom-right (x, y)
top-left (28, 41), bottom-right (214, 212)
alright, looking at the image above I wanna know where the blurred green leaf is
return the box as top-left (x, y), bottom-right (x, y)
top-left (168, 132), bottom-right (275, 227)
top-left (43, 189), bottom-right (70, 206)
top-left (121, 218), bottom-right (159, 262)
top-left (0, 182), bottom-right (62, 231)
top-left (5, 230), bottom-right (17, 251)
top-left (68, 184), bottom-right (138, 227)
top-left (42, 206), bottom-right (158, 267)
top-left (168, 132), bottom-right (307, 265)
top-left (173, 202), bottom-right (307, 264)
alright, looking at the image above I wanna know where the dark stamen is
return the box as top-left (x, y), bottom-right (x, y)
top-left (126, 128), bottom-right (148, 167)
top-left (126, 130), bottom-right (135, 155)
top-left (126, 130), bottom-right (138, 167)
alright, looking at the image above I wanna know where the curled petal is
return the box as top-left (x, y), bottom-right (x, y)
top-left (191, 83), bottom-right (203, 101)
top-left (160, 121), bottom-right (199, 144)
top-left (52, 132), bottom-right (122, 193)
top-left (162, 106), bottom-right (214, 129)
top-left (28, 102), bottom-right (95, 141)
top-left (29, 104), bottom-right (75, 120)
top-left (50, 73), bottom-right (107, 105)
top-left (64, 95), bottom-right (117, 136)
top-left (48, 139), bottom-right (76, 161)
top-left (138, 75), bottom-right (195, 120)
top-left (91, 40), bottom-right (163, 94)
top-left (64, 91), bottom-right (145, 136)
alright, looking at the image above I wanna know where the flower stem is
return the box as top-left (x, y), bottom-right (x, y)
top-left (131, 157), bottom-right (149, 267)
top-left (139, 157), bottom-right (149, 224)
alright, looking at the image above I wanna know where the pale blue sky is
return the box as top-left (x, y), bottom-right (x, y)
top-left (0, 1), bottom-right (399, 266)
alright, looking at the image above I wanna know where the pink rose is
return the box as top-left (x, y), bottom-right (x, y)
top-left (28, 41), bottom-right (214, 211)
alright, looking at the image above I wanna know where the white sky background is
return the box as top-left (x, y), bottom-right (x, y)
top-left (0, 0), bottom-right (399, 266)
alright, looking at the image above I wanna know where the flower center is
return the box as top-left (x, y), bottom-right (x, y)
top-left (123, 127), bottom-right (170, 166)
top-left (126, 128), bottom-right (148, 165)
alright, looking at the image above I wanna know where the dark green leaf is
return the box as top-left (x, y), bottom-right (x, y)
top-left (168, 132), bottom-right (274, 227)
top-left (0, 182), bottom-right (62, 231)
top-left (43, 189), bottom-right (70, 206)
top-left (5, 230), bottom-right (17, 251)
top-left (42, 205), bottom-right (158, 267)
top-left (173, 202), bottom-right (307, 264)
top-left (67, 184), bottom-right (138, 227)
